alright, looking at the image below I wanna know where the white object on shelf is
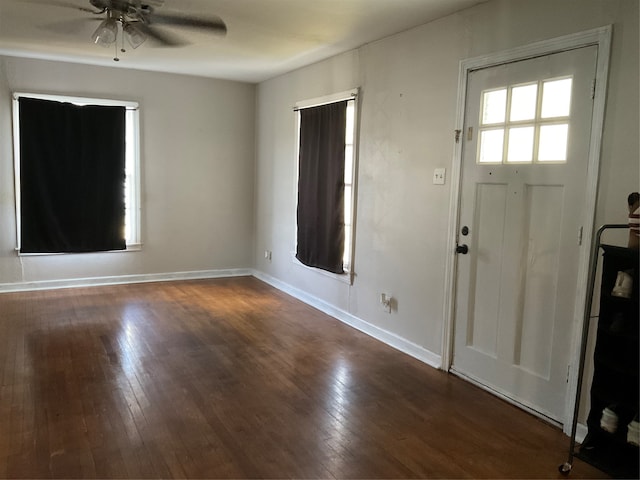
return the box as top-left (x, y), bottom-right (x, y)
top-left (627, 420), bottom-right (639, 446)
top-left (600, 407), bottom-right (618, 433)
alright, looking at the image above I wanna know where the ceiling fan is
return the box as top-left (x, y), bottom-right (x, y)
top-left (40, 0), bottom-right (227, 61)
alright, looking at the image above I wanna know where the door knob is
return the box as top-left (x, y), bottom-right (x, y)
top-left (456, 244), bottom-right (469, 254)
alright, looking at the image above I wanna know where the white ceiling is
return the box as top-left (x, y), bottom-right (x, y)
top-left (0, 0), bottom-right (485, 83)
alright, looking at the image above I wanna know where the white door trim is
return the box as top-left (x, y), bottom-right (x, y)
top-left (441, 25), bottom-right (612, 433)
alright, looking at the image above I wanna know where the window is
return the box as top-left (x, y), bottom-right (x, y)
top-left (295, 89), bottom-right (358, 278)
top-left (477, 77), bottom-right (572, 164)
top-left (13, 93), bottom-right (140, 254)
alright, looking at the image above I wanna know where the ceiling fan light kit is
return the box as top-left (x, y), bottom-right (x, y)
top-left (91, 15), bottom-right (146, 61)
top-left (91, 16), bottom-right (119, 47)
top-left (123, 23), bottom-right (146, 49)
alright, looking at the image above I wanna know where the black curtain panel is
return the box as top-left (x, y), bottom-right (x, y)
top-left (296, 101), bottom-right (347, 274)
top-left (19, 97), bottom-right (126, 253)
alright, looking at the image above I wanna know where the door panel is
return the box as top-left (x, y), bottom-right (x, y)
top-left (469, 183), bottom-right (508, 357)
top-left (516, 184), bottom-right (563, 379)
top-left (452, 46), bottom-right (598, 421)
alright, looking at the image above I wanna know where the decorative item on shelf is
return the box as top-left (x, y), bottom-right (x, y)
top-left (600, 406), bottom-right (619, 433)
top-left (627, 417), bottom-right (640, 446)
top-left (611, 270), bottom-right (634, 298)
top-left (628, 192), bottom-right (639, 249)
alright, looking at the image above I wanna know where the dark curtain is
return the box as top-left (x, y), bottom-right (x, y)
top-left (19, 97), bottom-right (126, 253)
top-left (296, 101), bottom-right (347, 274)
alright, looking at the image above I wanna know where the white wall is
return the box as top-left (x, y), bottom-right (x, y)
top-left (0, 57), bottom-right (256, 285)
top-left (254, 0), bottom-right (639, 362)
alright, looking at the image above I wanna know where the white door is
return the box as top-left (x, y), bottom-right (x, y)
top-left (452, 46), bottom-right (598, 422)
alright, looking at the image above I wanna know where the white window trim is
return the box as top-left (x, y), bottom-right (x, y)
top-left (12, 92), bottom-right (141, 255)
top-left (293, 88), bottom-right (360, 285)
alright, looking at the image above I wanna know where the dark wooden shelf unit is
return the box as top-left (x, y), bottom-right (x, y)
top-left (577, 245), bottom-right (639, 479)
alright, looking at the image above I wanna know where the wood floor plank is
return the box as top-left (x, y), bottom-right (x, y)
top-left (0, 277), bottom-right (607, 478)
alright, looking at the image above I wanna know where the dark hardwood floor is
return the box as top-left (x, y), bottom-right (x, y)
top-left (0, 276), bottom-right (605, 478)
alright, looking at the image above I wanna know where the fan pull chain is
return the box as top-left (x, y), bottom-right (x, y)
top-left (121, 25), bottom-right (126, 54)
top-left (113, 22), bottom-right (121, 62)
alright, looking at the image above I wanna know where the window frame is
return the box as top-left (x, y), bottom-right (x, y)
top-left (293, 88), bottom-right (360, 285)
top-left (12, 92), bottom-right (141, 255)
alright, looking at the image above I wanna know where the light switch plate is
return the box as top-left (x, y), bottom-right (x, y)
top-left (433, 168), bottom-right (446, 185)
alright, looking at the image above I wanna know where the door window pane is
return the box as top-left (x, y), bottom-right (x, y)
top-left (538, 124), bottom-right (569, 161)
top-left (481, 89), bottom-right (507, 125)
top-left (541, 78), bottom-right (572, 118)
top-left (507, 126), bottom-right (534, 163)
top-left (478, 129), bottom-right (504, 163)
top-left (510, 84), bottom-right (538, 122)
top-left (476, 76), bottom-right (572, 164)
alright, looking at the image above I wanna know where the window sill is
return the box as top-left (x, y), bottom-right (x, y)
top-left (290, 251), bottom-right (354, 285)
top-left (15, 244), bottom-right (142, 256)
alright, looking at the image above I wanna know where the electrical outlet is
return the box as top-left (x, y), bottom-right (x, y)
top-left (264, 250), bottom-right (272, 261)
top-left (380, 293), bottom-right (392, 313)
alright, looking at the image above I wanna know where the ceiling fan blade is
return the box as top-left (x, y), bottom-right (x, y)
top-left (147, 12), bottom-right (227, 35)
top-left (23, 0), bottom-right (104, 14)
top-left (39, 17), bottom-right (102, 35)
top-left (135, 23), bottom-right (188, 47)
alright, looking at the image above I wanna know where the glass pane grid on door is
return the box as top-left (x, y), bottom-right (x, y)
top-left (476, 77), bottom-right (572, 165)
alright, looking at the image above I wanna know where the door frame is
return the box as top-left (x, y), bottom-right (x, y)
top-left (441, 25), bottom-right (612, 433)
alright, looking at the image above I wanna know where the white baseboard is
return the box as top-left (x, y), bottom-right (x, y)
top-left (0, 268), bottom-right (253, 293)
top-left (252, 270), bottom-right (442, 370)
